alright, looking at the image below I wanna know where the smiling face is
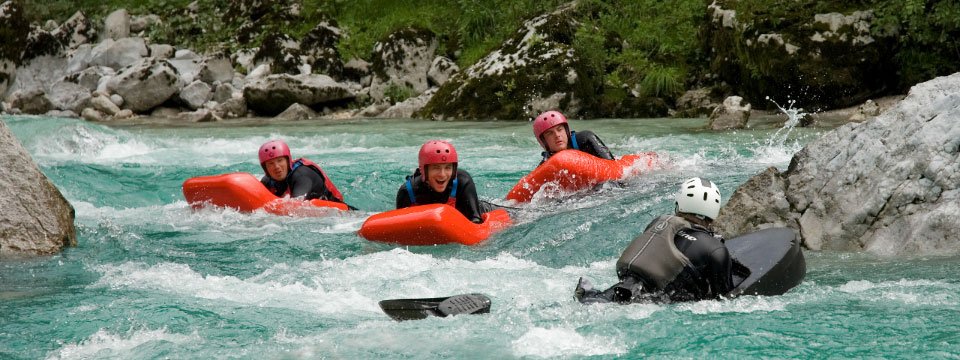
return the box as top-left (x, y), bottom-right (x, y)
top-left (264, 156), bottom-right (289, 181)
top-left (541, 124), bottom-right (569, 153)
top-left (424, 163), bottom-right (455, 192)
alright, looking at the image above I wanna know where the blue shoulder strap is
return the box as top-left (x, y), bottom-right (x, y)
top-left (291, 159), bottom-right (303, 171)
top-left (570, 131), bottom-right (580, 150)
top-left (450, 177), bottom-right (458, 198)
top-left (405, 178), bottom-right (417, 204)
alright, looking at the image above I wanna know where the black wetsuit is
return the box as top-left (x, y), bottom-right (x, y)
top-left (580, 223), bottom-right (734, 303)
top-left (540, 130), bottom-right (614, 165)
top-left (395, 169), bottom-right (494, 223)
top-left (261, 163), bottom-right (342, 202)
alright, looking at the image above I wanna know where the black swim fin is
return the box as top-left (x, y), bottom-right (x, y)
top-left (379, 293), bottom-right (492, 321)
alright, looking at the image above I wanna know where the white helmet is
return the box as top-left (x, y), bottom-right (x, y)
top-left (675, 177), bottom-right (722, 220)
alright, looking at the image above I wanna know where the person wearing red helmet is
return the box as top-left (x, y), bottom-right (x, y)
top-left (258, 139), bottom-right (354, 208)
top-left (533, 110), bottom-right (614, 164)
top-left (395, 140), bottom-right (494, 223)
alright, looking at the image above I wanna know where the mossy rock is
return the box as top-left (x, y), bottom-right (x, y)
top-left (419, 11), bottom-right (602, 120)
top-left (0, 1), bottom-right (30, 65)
top-left (703, 1), bottom-right (898, 110)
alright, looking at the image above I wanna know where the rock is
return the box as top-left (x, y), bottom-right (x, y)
top-left (242, 73), bottom-right (353, 116)
top-left (174, 49), bottom-right (200, 60)
top-left (129, 14), bottom-right (160, 33)
top-left (253, 32), bottom-right (302, 75)
top-left (233, 48), bottom-right (256, 74)
top-left (197, 55), bottom-right (234, 84)
top-left (150, 106), bottom-right (181, 118)
top-left (46, 81), bottom-right (91, 112)
top-left (0, 1), bottom-right (29, 65)
top-left (1, 59), bottom-right (15, 99)
top-left (149, 44), bottom-right (175, 59)
top-left (22, 28), bottom-right (64, 61)
top-left (704, 4), bottom-right (897, 110)
top-left (212, 82), bottom-right (239, 103)
top-left (0, 120), bottom-right (76, 255)
top-left (708, 96), bottom-right (751, 130)
top-left (89, 37), bottom-right (149, 70)
top-left (65, 44), bottom-right (93, 73)
top-left (380, 89), bottom-right (435, 118)
top-left (90, 94), bottom-right (121, 115)
top-left (300, 20), bottom-right (344, 78)
top-left (63, 65), bottom-right (115, 91)
top-left (342, 58), bottom-right (370, 83)
top-left (247, 63), bottom-right (271, 79)
top-left (358, 102), bottom-right (390, 117)
top-left (44, 110), bottom-right (77, 118)
top-left (9, 89), bottom-right (52, 114)
top-left (113, 109), bottom-right (134, 119)
top-left (213, 97), bottom-right (247, 118)
top-left (52, 11), bottom-right (96, 50)
top-left (179, 80), bottom-right (212, 110)
top-left (675, 88), bottom-right (719, 117)
top-left (103, 9), bottom-right (130, 40)
top-left (106, 58), bottom-right (181, 112)
top-left (427, 56), bottom-right (458, 87)
top-left (178, 108), bottom-right (219, 122)
top-left (80, 107), bottom-right (105, 121)
top-left (109, 94), bottom-right (123, 106)
top-left (368, 27), bottom-right (438, 103)
top-left (848, 99), bottom-right (881, 122)
top-left (166, 57), bottom-right (201, 84)
top-left (43, 20), bottom-right (58, 31)
top-left (715, 72), bottom-right (960, 256)
top-left (274, 103), bottom-right (317, 120)
top-left (7, 56), bottom-right (68, 97)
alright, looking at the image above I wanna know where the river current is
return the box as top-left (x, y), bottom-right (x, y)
top-left (1, 115), bottom-right (958, 359)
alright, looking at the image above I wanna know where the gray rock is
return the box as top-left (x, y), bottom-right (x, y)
top-left (63, 65), bottom-right (115, 91)
top-left (213, 97), bottom-right (247, 118)
top-left (52, 11), bottom-right (96, 50)
top-left (0, 120), bottom-right (76, 255)
top-left (676, 88), bottom-right (719, 117)
top-left (198, 55), bottom-right (234, 84)
top-left (212, 82), bottom-right (238, 103)
top-left (174, 49), bottom-right (200, 60)
top-left (44, 109), bottom-right (77, 118)
top-left (65, 44), bottom-right (94, 74)
top-left (342, 58), bottom-right (370, 82)
top-left (90, 94), bottom-right (121, 115)
top-left (274, 103), bottom-right (317, 120)
top-left (150, 106), bottom-right (181, 118)
top-left (149, 44), bottom-right (175, 59)
top-left (113, 109), bottom-right (134, 119)
top-left (89, 37), bottom-right (149, 70)
top-left (368, 28), bottom-right (438, 103)
top-left (179, 80), bottom-right (212, 110)
top-left (9, 89), bottom-right (52, 114)
top-left (716, 72), bottom-right (960, 256)
top-left (166, 58), bottom-right (201, 84)
top-left (80, 107), bottom-right (105, 121)
top-left (358, 103), bottom-right (390, 117)
top-left (0, 59), bottom-right (14, 98)
top-left (178, 108), bottom-right (219, 122)
top-left (47, 80), bottom-right (91, 112)
top-left (109, 94), bottom-right (123, 106)
top-left (106, 58), bottom-right (181, 112)
top-left (103, 9), bottom-right (130, 40)
top-left (708, 96), bottom-right (751, 130)
top-left (129, 14), bottom-right (160, 33)
top-left (379, 89), bottom-right (435, 118)
top-left (243, 73), bottom-right (353, 116)
top-left (427, 56), bottom-right (458, 87)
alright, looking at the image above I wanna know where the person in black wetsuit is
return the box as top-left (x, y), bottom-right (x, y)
top-left (575, 177), bottom-right (734, 303)
top-left (532, 110), bottom-right (614, 165)
top-left (258, 139), bottom-right (356, 209)
top-left (395, 140), bottom-right (495, 224)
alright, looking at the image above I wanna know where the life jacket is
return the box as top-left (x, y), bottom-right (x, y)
top-left (541, 131), bottom-right (580, 162)
top-left (615, 215), bottom-right (694, 291)
top-left (406, 176), bottom-right (458, 207)
top-left (282, 158), bottom-right (345, 202)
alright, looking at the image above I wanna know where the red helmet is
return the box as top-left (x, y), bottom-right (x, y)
top-left (532, 110), bottom-right (569, 150)
top-left (258, 139), bottom-right (291, 169)
top-left (418, 140), bottom-right (458, 180)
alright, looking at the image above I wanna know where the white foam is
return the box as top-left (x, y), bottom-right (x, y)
top-left (678, 295), bottom-right (789, 314)
top-left (47, 328), bottom-right (200, 360)
top-left (511, 327), bottom-right (628, 357)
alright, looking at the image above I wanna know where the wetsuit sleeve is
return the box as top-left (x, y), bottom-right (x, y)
top-left (395, 183), bottom-right (412, 209)
top-left (676, 230), bottom-right (734, 299)
top-left (289, 167), bottom-right (329, 200)
top-left (455, 171), bottom-right (485, 224)
top-left (575, 130), bottom-right (614, 160)
top-left (260, 175), bottom-right (283, 197)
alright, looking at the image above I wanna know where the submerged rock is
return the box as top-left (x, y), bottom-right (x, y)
top-left (0, 120), bottom-right (76, 255)
top-left (716, 72), bottom-right (960, 256)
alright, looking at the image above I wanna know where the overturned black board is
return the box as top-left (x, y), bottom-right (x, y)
top-left (379, 293), bottom-right (492, 321)
top-left (725, 227), bottom-right (806, 297)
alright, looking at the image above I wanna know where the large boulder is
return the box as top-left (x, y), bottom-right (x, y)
top-left (703, 2), bottom-right (897, 110)
top-left (708, 96), bottom-right (751, 130)
top-left (46, 80), bottom-right (91, 113)
top-left (103, 9), bottom-right (130, 40)
top-left (420, 7), bottom-right (602, 119)
top-left (89, 37), bottom-right (149, 70)
top-left (716, 72), bottom-right (960, 256)
top-left (0, 120), bottom-right (76, 255)
top-left (51, 11), bottom-right (97, 50)
top-left (106, 58), bottom-right (181, 112)
top-left (368, 27), bottom-right (437, 104)
top-left (243, 73), bottom-right (353, 115)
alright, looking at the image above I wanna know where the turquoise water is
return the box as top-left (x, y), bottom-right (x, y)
top-left (1, 115), bottom-right (959, 359)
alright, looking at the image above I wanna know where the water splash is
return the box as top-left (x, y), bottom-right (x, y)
top-left (750, 97), bottom-right (809, 165)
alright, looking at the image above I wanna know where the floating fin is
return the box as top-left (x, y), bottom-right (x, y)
top-left (379, 293), bottom-right (491, 321)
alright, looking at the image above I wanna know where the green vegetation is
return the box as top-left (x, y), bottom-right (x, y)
top-left (872, 0), bottom-right (960, 90)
